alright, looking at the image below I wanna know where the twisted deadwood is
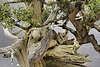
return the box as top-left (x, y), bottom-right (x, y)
top-left (0, 0), bottom-right (100, 67)
top-left (29, 29), bottom-right (57, 67)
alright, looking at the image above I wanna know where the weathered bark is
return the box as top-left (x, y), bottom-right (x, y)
top-left (42, 38), bottom-right (91, 67)
top-left (87, 35), bottom-right (100, 53)
top-left (28, 4), bottom-right (59, 67)
top-left (1, 0), bottom-right (100, 67)
top-left (0, 39), bottom-right (29, 67)
top-left (0, 28), bottom-right (30, 67)
top-left (28, 29), bottom-right (91, 67)
top-left (14, 40), bottom-right (29, 67)
top-left (29, 29), bottom-right (57, 67)
top-left (25, 0), bottom-right (42, 24)
top-left (67, 2), bottom-right (100, 53)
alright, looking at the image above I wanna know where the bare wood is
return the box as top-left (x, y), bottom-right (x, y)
top-left (29, 30), bottom-right (57, 67)
top-left (3, 28), bottom-right (18, 41)
top-left (0, 38), bottom-right (29, 67)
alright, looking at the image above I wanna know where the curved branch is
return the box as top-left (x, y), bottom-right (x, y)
top-left (93, 24), bottom-right (100, 32)
top-left (43, 6), bottom-right (59, 25)
top-left (3, 28), bottom-right (18, 41)
top-left (87, 15), bottom-right (100, 24)
top-left (0, 39), bottom-right (23, 57)
top-left (0, 38), bottom-right (29, 67)
top-left (12, 29), bottom-right (23, 36)
top-left (14, 23), bottom-right (33, 30)
top-left (93, 16), bottom-right (100, 23)
top-left (39, 15), bottom-right (68, 27)
top-left (62, 39), bottom-right (74, 45)
top-left (81, 8), bottom-right (88, 16)
top-left (0, 46), bottom-right (11, 54)
top-left (61, 21), bottom-right (76, 36)
top-left (88, 34), bottom-right (100, 53)
top-left (85, 23), bottom-right (100, 32)
top-left (38, 6), bottom-right (60, 27)
top-left (57, 3), bottom-right (69, 14)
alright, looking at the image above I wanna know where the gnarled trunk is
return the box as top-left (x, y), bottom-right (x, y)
top-left (25, 0), bottom-right (42, 24)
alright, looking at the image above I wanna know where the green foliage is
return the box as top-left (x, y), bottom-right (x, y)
top-left (86, 0), bottom-right (100, 18)
top-left (0, 3), bottom-right (39, 29)
top-left (48, 0), bottom-right (55, 3)
top-left (0, 3), bottom-right (15, 29)
top-left (32, 15), bottom-right (39, 27)
top-left (42, 6), bottom-right (51, 23)
top-left (48, 0), bottom-right (57, 9)
top-left (14, 7), bottom-right (33, 22)
top-left (42, 0), bottom-right (59, 23)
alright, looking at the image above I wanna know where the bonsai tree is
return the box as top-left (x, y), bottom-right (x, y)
top-left (0, 0), bottom-right (100, 67)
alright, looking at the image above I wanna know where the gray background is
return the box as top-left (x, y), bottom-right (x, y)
top-left (0, 0), bottom-right (100, 67)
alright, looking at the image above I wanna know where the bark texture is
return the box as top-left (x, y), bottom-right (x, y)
top-left (25, 0), bottom-right (42, 24)
top-left (0, 0), bottom-right (100, 67)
